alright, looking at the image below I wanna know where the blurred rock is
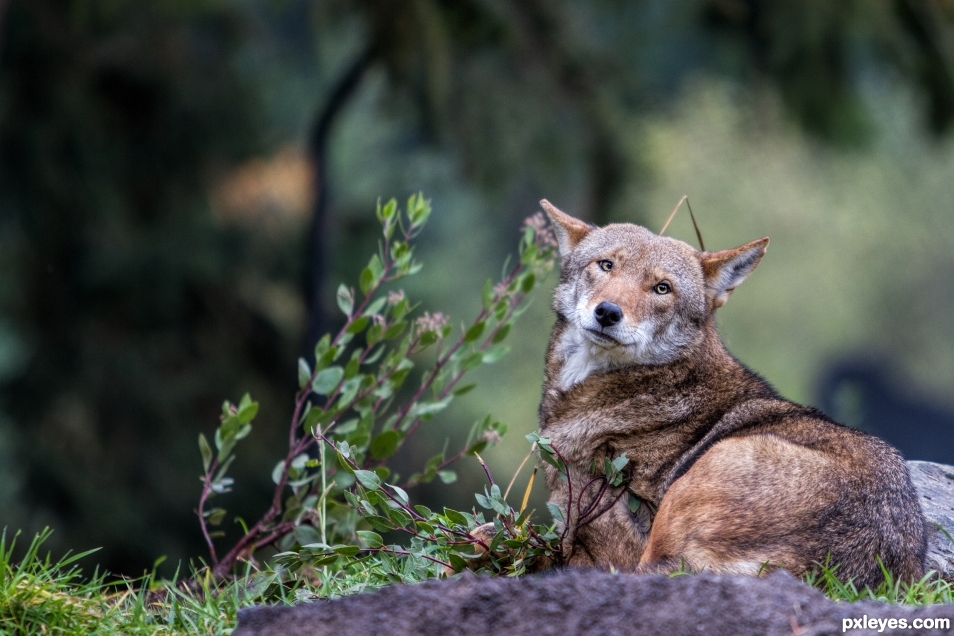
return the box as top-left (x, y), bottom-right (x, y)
top-left (909, 460), bottom-right (954, 578)
top-left (817, 359), bottom-right (954, 465)
top-left (236, 569), bottom-right (953, 636)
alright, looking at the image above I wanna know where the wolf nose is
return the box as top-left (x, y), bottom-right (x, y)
top-left (594, 301), bottom-right (622, 327)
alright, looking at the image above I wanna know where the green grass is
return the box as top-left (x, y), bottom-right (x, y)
top-left (0, 529), bottom-right (302, 635)
top-left (806, 559), bottom-right (954, 605)
top-left (3, 530), bottom-right (952, 635)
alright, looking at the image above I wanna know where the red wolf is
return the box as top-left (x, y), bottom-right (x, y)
top-left (538, 200), bottom-right (926, 586)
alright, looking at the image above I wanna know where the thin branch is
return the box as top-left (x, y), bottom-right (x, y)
top-left (660, 195), bottom-right (686, 235)
top-left (577, 485), bottom-right (628, 528)
top-left (504, 446), bottom-right (537, 501)
top-left (197, 459), bottom-right (221, 565)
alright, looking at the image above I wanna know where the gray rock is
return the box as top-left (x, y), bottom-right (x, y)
top-left (235, 569), bottom-right (953, 636)
top-left (908, 460), bottom-right (954, 578)
top-left (235, 461), bottom-right (954, 636)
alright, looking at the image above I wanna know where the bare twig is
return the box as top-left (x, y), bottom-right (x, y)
top-left (504, 445), bottom-right (537, 501)
top-left (659, 195), bottom-right (687, 235)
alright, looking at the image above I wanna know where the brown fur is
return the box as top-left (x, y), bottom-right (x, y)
top-left (538, 200), bottom-right (926, 587)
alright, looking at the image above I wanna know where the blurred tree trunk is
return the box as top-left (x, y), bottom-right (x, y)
top-left (0, 0), bottom-right (9, 59)
top-left (305, 49), bottom-right (373, 350)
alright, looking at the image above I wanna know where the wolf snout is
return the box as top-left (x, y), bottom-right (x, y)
top-left (594, 301), bottom-right (623, 327)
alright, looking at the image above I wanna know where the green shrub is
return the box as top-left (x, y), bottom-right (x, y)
top-left (197, 194), bottom-right (562, 584)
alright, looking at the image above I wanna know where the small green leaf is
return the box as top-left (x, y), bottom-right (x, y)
top-left (363, 296), bottom-right (388, 317)
top-left (336, 283), bottom-right (354, 316)
top-left (389, 484), bottom-right (410, 505)
top-left (407, 396), bottom-right (453, 423)
top-left (481, 279), bottom-right (494, 309)
top-left (198, 433), bottom-right (212, 472)
top-left (464, 321), bottom-right (485, 343)
top-left (237, 395), bottom-right (258, 424)
top-left (466, 440), bottom-right (487, 456)
top-left (354, 470), bottom-right (381, 491)
top-left (332, 544), bottom-right (361, 557)
top-left (539, 450), bottom-right (562, 470)
top-left (482, 344), bottom-right (510, 364)
top-left (364, 515), bottom-right (395, 531)
top-left (271, 460), bottom-right (286, 485)
top-left (459, 351), bottom-right (484, 371)
top-left (314, 334), bottom-right (331, 362)
top-left (305, 552), bottom-right (339, 566)
top-left (294, 525), bottom-right (322, 546)
top-left (312, 366), bottom-right (344, 395)
top-left (205, 508), bottom-right (226, 526)
top-left (628, 493), bottom-right (642, 514)
top-left (491, 323), bottom-right (511, 344)
top-left (415, 521), bottom-right (436, 535)
top-left (210, 477), bottom-right (233, 494)
top-left (291, 453), bottom-right (309, 471)
top-left (363, 344), bottom-right (386, 364)
top-left (547, 502), bottom-right (565, 522)
top-left (407, 193), bottom-right (431, 226)
top-left (452, 383), bottom-right (477, 396)
top-left (385, 507), bottom-right (412, 527)
top-left (345, 354), bottom-right (361, 379)
top-left (612, 453), bottom-right (629, 472)
top-left (297, 358), bottom-right (311, 389)
top-left (438, 470), bottom-right (457, 484)
top-left (382, 198), bottom-right (398, 221)
top-left (369, 430), bottom-right (401, 460)
top-left (521, 272), bottom-right (536, 293)
top-left (384, 320), bottom-right (407, 340)
top-left (346, 316), bottom-right (370, 334)
top-left (357, 530), bottom-right (383, 548)
top-left (444, 508), bottom-right (469, 527)
top-left (359, 268), bottom-right (375, 295)
top-left (366, 323), bottom-right (383, 346)
top-left (360, 255), bottom-right (384, 295)
top-left (334, 418), bottom-right (359, 435)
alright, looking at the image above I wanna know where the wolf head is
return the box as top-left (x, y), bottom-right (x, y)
top-left (542, 200), bottom-right (768, 388)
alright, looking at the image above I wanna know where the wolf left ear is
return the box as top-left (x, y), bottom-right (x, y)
top-left (540, 199), bottom-right (592, 259)
top-left (700, 237), bottom-right (769, 309)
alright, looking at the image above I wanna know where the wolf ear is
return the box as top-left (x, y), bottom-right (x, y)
top-left (700, 237), bottom-right (769, 309)
top-left (540, 199), bottom-right (592, 258)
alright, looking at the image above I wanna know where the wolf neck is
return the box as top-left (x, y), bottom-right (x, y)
top-left (542, 316), bottom-right (762, 501)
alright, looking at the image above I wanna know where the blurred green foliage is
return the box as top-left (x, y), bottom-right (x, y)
top-left (1, 0), bottom-right (953, 575)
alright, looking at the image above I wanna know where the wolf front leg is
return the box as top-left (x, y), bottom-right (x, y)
top-left (545, 462), bottom-right (649, 571)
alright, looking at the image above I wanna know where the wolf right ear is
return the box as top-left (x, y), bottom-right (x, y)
top-left (701, 237), bottom-right (769, 309)
top-left (540, 200), bottom-right (592, 258)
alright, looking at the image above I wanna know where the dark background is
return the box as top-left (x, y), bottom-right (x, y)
top-left (2, 0), bottom-right (954, 576)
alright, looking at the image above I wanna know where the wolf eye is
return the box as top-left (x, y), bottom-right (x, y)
top-left (653, 282), bottom-right (671, 295)
top-left (597, 260), bottom-right (613, 272)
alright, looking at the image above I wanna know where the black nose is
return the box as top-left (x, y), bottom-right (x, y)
top-left (594, 301), bottom-right (623, 327)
